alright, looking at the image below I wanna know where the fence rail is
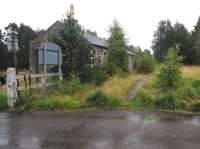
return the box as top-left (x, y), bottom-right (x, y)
top-left (7, 67), bottom-right (61, 108)
top-left (16, 73), bottom-right (59, 91)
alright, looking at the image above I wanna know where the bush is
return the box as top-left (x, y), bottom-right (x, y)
top-left (155, 45), bottom-right (182, 93)
top-left (106, 96), bottom-right (121, 108)
top-left (154, 93), bottom-right (186, 109)
top-left (136, 53), bottom-right (155, 74)
top-left (131, 90), bottom-right (153, 107)
top-left (87, 91), bottom-right (121, 108)
top-left (189, 102), bottom-right (200, 111)
top-left (0, 92), bottom-right (7, 110)
top-left (191, 79), bottom-right (200, 97)
top-left (102, 63), bottom-right (123, 76)
top-left (0, 76), bottom-right (6, 86)
top-left (32, 97), bottom-right (87, 111)
top-left (93, 67), bottom-right (108, 85)
top-left (176, 86), bottom-right (198, 100)
top-left (191, 79), bottom-right (200, 89)
top-left (51, 74), bottom-right (85, 95)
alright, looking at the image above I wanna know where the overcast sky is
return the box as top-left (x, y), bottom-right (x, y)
top-left (1, 0), bottom-right (200, 50)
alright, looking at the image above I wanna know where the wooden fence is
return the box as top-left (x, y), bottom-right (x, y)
top-left (7, 68), bottom-right (61, 108)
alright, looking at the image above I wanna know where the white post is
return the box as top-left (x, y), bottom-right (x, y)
top-left (43, 44), bottom-right (47, 95)
top-left (7, 68), bottom-right (18, 108)
top-left (59, 48), bottom-right (63, 81)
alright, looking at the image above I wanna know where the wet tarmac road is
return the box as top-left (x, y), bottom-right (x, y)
top-left (0, 109), bottom-right (200, 149)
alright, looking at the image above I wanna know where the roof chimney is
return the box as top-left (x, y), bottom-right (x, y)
top-left (68, 4), bottom-right (75, 18)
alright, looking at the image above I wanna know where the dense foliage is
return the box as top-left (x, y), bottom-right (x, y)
top-left (53, 15), bottom-right (93, 81)
top-left (155, 45), bottom-right (182, 93)
top-left (191, 17), bottom-right (200, 64)
top-left (136, 52), bottom-right (155, 74)
top-left (87, 91), bottom-right (120, 108)
top-left (152, 19), bottom-right (199, 64)
top-left (107, 20), bottom-right (128, 72)
top-left (0, 23), bottom-right (36, 70)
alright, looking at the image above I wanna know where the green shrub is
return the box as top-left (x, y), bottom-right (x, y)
top-left (136, 53), bottom-right (155, 74)
top-left (191, 79), bottom-right (200, 89)
top-left (106, 96), bottom-right (121, 108)
top-left (50, 74), bottom-right (85, 95)
top-left (0, 92), bottom-right (7, 110)
top-left (189, 102), bottom-right (200, 111)
top-left (102, 63), bottom-right (123, 76)
top-left (87, 91), bottom-right (121, 108)
top-left (155, 46), bottom-right (182, 93)
top-left (154, 93), bottom-right (186, 109)
top-left (66, 74), bottom-right (84, 94)
top-left (131, 90), bottom-right (153, 107)
top-left (93, 67), bottom-right (108, 85)
top-left (87, 91), bottom-right (107, 108)
top-left (32, 97), bottom-right (87, 111)
top-left (191, 79), bottom-right (200, 97)
top-left (176, 86), bottom-right (198, 100)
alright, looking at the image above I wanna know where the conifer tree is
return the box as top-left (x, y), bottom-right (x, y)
top-left (53, 15), bottom-right (92, 80)
top-left (107, 20), bottom-right (128, 71)
top-left (191, 17), bottom-right (200, 64)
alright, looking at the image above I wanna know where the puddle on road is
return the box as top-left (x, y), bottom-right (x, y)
top-left (127, 115), bottom-right (142, 122)
top-left (89, 140), bottom-right (112, 149)
top-left (185, 117), bottom-right (200, 126)
top-left (0, 135), bottom-right (9, 145)
top-left (18, 137), bottom-right (40, 149)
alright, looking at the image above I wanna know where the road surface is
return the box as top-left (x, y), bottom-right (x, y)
top-left (0, 109), bottom-right (200, 149)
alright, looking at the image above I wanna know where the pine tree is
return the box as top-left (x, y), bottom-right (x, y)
top-left (173, 23), bottom-right (192, 64)
top-left (17, 23), bottom-right (36, 69)
top-left (191, 17), bottom-right (200, 64)
top-left (107, 20), bottom-right (128, 71)
top-left (156, 44), bottom-right (182, 93)
top-left (152, 20), bottom-right (174, 62)
top-left (0, 29), bottom-right (6, 70)
top-left (5, 23), bottom-right (18, 40)
top-left (53, 15), bottom-right (92, 80)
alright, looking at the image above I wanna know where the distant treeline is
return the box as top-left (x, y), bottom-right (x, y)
top-left (0, 23), bottom-right (41, 70)
top-left (152, 18), bottom-right (200, 64)
top-left (1, 17), bottom-right (200, 71)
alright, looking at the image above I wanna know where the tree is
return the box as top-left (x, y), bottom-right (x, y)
top-left (173, 23), bottom-right (192, 64)
top-left (53, 15), bottom-right (92, 80)
top-left (136, 52), bottom-right (155, 74)
top-left (152, 20), bottom-right (174, 62)
top-left (4, 23), bottom-right (19, 68)
top-left (156, 44), bottom-right (182, 93)
top-left (0, 29), bottom-right (5, 49)
top-left (0, 29), bottom-right (6, 70)
top-left (86, 29), bottom-right (97, 36)
top-left (17, 23), bottom-right (36, 69)
top-left (152, 20), bottom-right (193, 64)
top-left (128, 45), bottom-right (141, 55)
top-left (107, 20), bottom-right (128, 71)
top-left (191, 17), bottom-right (200, 64)
top-left (5, 23), bottom-right (18, 40)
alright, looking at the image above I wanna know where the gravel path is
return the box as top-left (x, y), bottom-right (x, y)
top-left (124, 77), bottom-right (147, 101)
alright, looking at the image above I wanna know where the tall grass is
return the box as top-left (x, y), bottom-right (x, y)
top-left (0, 89), bottom-right (7, 110)
top-left (32, 96), bottom-right (88, 111)
top-left (182, 65), bottom-right (200, 78)
top-left (96, 74), bottom-right (144, 98)
top-left (73, 73), bottom-right (145, 100)
top-left (131, 65), bottom-right (200, 110)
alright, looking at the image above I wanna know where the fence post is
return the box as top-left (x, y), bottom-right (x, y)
top-left (59, 48), bottom-right (63, 81)
top-left (7, 68), bottom-right (18, 108)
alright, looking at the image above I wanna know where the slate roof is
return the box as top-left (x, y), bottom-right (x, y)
top-left (84, 32), bottom-right (108, 48)
top-left (33, 21), bottom-right (108, 48)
